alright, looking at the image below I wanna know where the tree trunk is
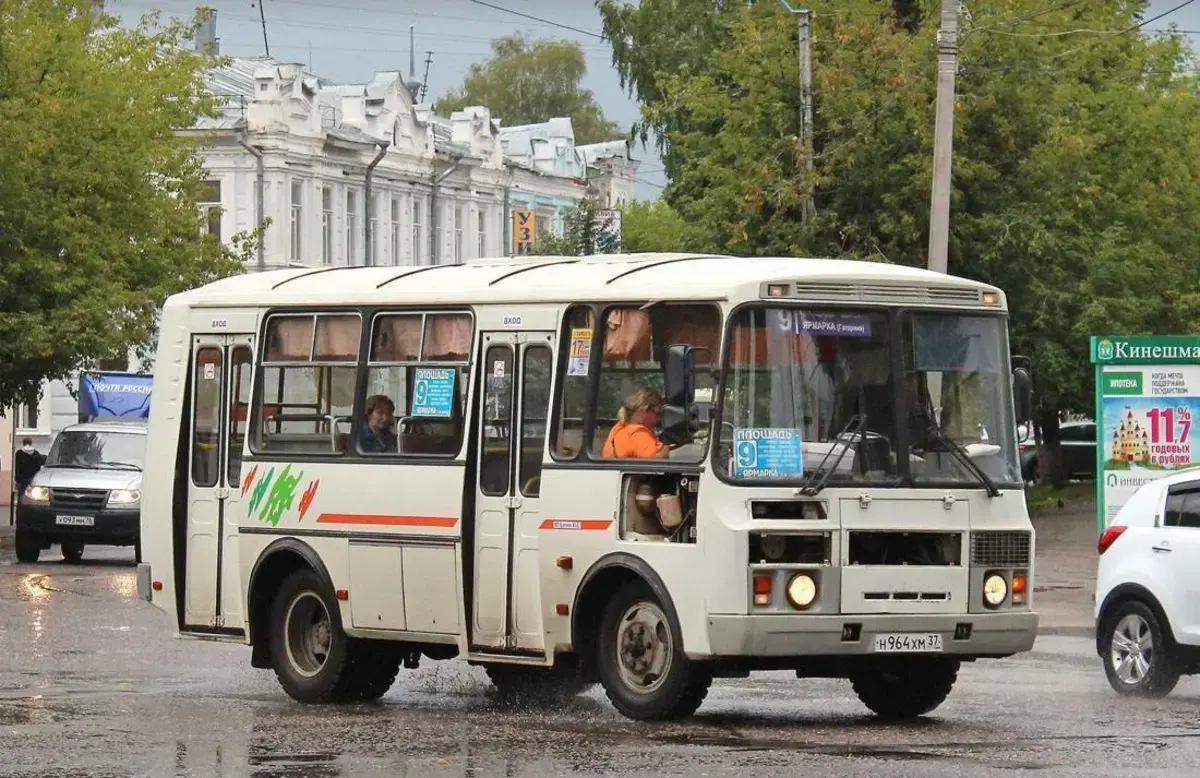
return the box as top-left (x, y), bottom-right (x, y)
top-left (1036, 409), bottom-right (1067, 488)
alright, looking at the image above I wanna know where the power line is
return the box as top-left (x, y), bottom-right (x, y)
top-left (466, 0), bottom-right (605, 40)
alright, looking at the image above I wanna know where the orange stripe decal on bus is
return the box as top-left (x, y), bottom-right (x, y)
top-left (315, 513), bottom-right (459, 528)
top-left (539, 519), bottom-right (613, 531)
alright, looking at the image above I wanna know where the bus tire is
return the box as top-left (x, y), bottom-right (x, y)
top-left (849, 656), bottom-right (959, 719)
top-left (269, 567), bottom-right (356, 704)
top-left (486, 663), bottom-right (593, 702)
top-left (597, 579), bottom-right (711, 721)
top-left (340, 641), bottom-right (402, 702)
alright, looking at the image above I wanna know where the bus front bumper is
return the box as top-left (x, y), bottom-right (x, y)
top-left (706, 611), bottom-right (1038, 658)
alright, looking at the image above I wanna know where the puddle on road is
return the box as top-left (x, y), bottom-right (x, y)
top-left (0, 699), bottom-right (80, 726)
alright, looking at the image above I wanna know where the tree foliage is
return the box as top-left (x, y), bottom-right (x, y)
top-left (433, 33), bottom-right (623, 144)
top-left (599, 0), bottom-right (1200, 433)
top-left (621, 199), bottom-right (687, 252)
top-left (530, 197), bottom-right (622, 256)
top-left (0, 2), bottom-right (253, 410)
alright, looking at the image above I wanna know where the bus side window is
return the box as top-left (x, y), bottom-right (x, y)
top-left (360, 311), bottom-right (474, 458)
top-left (251, 313), bottom-right (361, 455)
top-left (552, 305), bottom-right (595, 459)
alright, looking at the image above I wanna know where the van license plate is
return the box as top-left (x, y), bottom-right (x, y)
top-left (872, 633), bottom-right (943, 653)
top-left (56, 515), bottom-right (94, 527)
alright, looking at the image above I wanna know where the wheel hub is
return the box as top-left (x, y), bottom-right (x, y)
top-left (1111, 613), bottom-right (1153, 685)
top-left (614, 601), bottom-right (673, 694)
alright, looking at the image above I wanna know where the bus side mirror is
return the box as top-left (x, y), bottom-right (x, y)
top-left (1012, 366), bottom-right (1033, 428)
top-left (662, 345), bottom-right (696, 445)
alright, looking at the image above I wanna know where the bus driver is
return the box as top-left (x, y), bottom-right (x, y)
top-left (601, 387), bottom-right (671, 459)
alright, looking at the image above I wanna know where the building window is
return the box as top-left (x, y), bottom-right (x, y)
top-left (391, 197), bottom-right (402, 266)
top-left (321, 186), bottom-right (333, 266)
top-left (346, 189), bottom-right (358, 265)
top-left (454, 205), bottom-right (464, 263)
top-left (368, 193), bottom-right (379, 267)
top-left (477, 209), bottom-right (487, 258)
top-left (199, 180), bottom-right (221, 241)
top-left (15, 388), bottom-right (40, 432)
top-left (290, 180), bottom-right (303, 263)
top-left (413, 198), bottom-right (424, 265)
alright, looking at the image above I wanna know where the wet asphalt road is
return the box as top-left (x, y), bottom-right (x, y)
top-left (3, 548), bottom-right (1200, 777)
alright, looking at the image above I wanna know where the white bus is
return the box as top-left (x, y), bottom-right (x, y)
top-left (137, 252), bottom-right (1038, 721)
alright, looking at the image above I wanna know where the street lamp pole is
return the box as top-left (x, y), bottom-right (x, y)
top-left (927, 0), bottom-right (960, 273)
top-left (774, 0), bottom-right (815, 223)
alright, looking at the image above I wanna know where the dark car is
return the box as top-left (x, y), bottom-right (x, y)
top-left (1020, 419), bottom-right (1096, 483)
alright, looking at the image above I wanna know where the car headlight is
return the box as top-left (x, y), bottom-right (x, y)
top-left (983, 573), bottom-right (1008, 607)
top-left (23, 485), bottom-right (50, 503)
top-left (786, 573), bottom-right (818, 609)
top-left (108, 489), bottom-right (141, 505)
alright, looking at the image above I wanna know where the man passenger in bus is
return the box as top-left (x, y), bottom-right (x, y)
top-left (360, 394), bottom-right (399, 454)
top-left (601, 387), bottom-right (670, 459)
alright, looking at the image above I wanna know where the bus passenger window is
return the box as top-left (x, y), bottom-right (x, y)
top-left (588, 304), bottom-right (720, 463)
top-left (361, 311), bottom-right (473, 458)
top-left (553, 306), bottom-right (594, 459)
top-left (252, 313), bottom-right (361, 455)
top-left (519, 345), bottom-right (553, 496)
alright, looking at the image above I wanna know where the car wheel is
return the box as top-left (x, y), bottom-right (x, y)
top-left (14, 531), bottom-right (41, 564)
top-left (1101, 600), bottom-right (1180, 698)
top-left (61, 541), bottom-right (85, 564)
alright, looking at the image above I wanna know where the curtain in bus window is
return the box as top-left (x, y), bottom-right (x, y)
top-left (604, 308), bottom-right (651, 361)
top-left (663, 308), bottom-right (718, 366)
top-left (314, 315), bottom-right (362, 361)
top-left (423, 313), bottom-right (472, 361)
top-left (266, 317), bottom-right (313, 361)
top-left (372, 315), bottom-right (421, 362)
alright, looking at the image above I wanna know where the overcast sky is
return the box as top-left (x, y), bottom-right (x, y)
top-left (108, 0), bottom-right (1199, 202)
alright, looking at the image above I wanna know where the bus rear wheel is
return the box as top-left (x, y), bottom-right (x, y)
top-left (597, 580), bottom-right (711, 721)
top-left (269, 568), bottom-right (358, 704)
top-left (849, 656), bottom-right (960, 719)
top-left (486, 663), bottom-right (592, 703)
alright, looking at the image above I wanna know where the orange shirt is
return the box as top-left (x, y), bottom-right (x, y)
top-left (601, 421), bottom-right (667, 458)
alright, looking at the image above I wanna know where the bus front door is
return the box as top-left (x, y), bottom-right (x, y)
top-left (183, 335), bottom-right (254, 633)
top-left (471, 331), bottom-right (555, 653)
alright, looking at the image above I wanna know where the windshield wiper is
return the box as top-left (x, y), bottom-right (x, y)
top-left (799, 413), bottom-right (867, 497)
top-left (98, 461), bottom-right (141, 471)
top-left (922, 424), bottom-right (1000, 498)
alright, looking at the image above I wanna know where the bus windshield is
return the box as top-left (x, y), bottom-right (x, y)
top-left (716, 306), bottom-right (1020, 487)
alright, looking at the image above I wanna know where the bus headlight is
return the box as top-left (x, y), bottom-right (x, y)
top-left (983, 573), bottom-right (1008, 608)
top-left (786, 573), bottom-right (817, 609)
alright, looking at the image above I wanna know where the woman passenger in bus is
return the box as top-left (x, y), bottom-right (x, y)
top-left (601, 387), bottom-right (670, 459)
top-left (360, 394), bottom-right (399, 454)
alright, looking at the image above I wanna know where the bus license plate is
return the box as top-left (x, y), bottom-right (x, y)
top-left (56, 515), bottom-right (94, 527)
top-left (872, 633), bottom-right (943, 653)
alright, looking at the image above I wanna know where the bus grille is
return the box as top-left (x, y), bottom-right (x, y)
top-left (970, 531), bottom-right (1032, 567)
top-left (49, 488), bottom-right (109, 512)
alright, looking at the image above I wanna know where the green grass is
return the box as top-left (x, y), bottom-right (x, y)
top-left (1025, 482), bottom-right (1095, 513)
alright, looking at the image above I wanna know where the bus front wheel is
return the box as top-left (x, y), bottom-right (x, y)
top-left (596, 579), bottom-right (711, 721)
top-left (849, 655), bottom-right (960, 719)
top-left (269, 567), bottom-right (356, 704)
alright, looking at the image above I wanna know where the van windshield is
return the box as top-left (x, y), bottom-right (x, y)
top-left (46, 430), bottom-right (146, 471)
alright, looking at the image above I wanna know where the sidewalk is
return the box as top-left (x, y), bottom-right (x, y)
top-left (0, 502), bottom-right (1100, 633)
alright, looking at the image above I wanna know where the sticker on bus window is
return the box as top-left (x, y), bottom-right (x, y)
top-left (411, 368), bottom-right (456, 418)
top-left (733, 428), bottom-right (804, 478)
top-left (568, 328), bottom-right (592, 376)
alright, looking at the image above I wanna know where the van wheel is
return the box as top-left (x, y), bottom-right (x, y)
top-left (850, 656), bottom-right (959, 719)
top-left (1101, 600), bottom-right (1180, 698)
top-left (14, 531), bottom-right (41, 564)
top-left (597, 580), bottom-right (711, 720)
top-left (486, 664), bottom-right (593, 703)
top-left (61, 542), bottom-right (84, 564)
top-left (269, 568), bottom-right (356, 703)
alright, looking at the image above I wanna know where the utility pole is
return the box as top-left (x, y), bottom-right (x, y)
top-left (767, 1), bottom-right (815, 223)
top-left (927, 0), bottom-right (959, 274)
top-left (254, 1), bottom-right (271, 57)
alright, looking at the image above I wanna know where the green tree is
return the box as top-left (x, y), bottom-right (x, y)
top-left (601, 0), bottom-right (1200, 485)
top-left (530, 197), bottom-right (622, 256)
top-left (0, 2), bottom-right (254, 411)
top-left (434, 33), bottom-right (623, 144)
top-left (621, 200), bottom-right (688, 252)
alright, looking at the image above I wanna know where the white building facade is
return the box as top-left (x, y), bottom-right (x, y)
top-left (5, 56), bottom-right (639, 456)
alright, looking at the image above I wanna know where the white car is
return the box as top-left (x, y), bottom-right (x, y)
top-left (1095, 467), bottom-right (1200, 697)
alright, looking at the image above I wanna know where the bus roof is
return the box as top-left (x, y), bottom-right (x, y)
top-left (168, 253), bottom-right (1006, 310)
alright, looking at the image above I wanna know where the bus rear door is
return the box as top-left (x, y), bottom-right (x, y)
top-left (471, 330), bottom-right (555, 653)
top-left (184, 334), bottom-right (254, 633)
